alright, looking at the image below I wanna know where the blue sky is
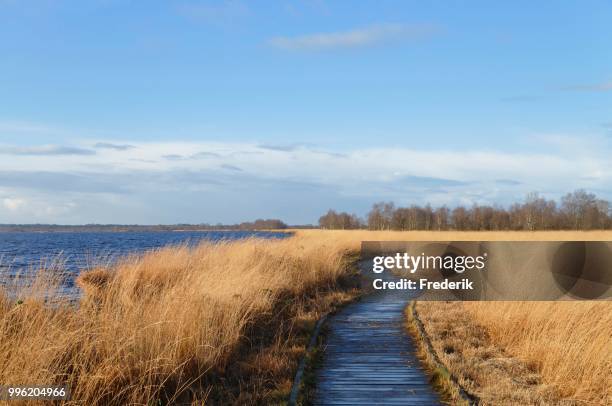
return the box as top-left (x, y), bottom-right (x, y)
top-left (0, 0), bottom-right (611, 224)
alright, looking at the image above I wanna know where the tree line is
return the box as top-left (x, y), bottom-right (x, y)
top-left (319, 190), bottom-right (612, 231)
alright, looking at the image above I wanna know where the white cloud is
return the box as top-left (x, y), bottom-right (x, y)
top-left (0, 137), bottom-right (609, 223)
top-left (0, 191), bottom-right (80, 222)
top-left (93, 142), bottom-right (135, 151)
top-left (0, 145), bottom-right (96, 156)
top-left (0, 139), bottom-right (609, 191)
top-left (268, 23), bottom-right (439, 51)
top-left (2, 197), bottom-right (25, 211)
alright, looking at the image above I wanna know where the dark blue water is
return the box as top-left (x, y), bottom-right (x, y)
top-left (0, 231), bottom-right (289, 296)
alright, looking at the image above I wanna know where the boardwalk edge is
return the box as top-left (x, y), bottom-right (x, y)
top-left (288, 314), bottom-right (327, 406)
top-left (407, 301), bottom-right (480, 405)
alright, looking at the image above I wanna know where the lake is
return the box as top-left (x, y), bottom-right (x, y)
top-left (0, 230), bottom-right (290, 296)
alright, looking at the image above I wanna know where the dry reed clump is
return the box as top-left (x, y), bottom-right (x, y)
top-left (464, 301), bottom-right (612, 405)
top-left (414, 300), bottom-right (612, 405)
top-left (412, 301), bottom-right (560, 405)
top-left (0, 234), bottom-right (358, 405)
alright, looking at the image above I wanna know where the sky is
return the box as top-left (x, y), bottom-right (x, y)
top-left (0, 0), bottom-right (611, 224)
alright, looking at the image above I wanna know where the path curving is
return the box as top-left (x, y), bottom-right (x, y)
top-left (313, 267), bottom-right (441, 405)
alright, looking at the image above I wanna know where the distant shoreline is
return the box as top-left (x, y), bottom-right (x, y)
top-left (0, 225), bottom-right (299, 233)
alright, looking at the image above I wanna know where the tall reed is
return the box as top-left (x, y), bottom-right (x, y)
top-left (0, 234), bottom-right (354, 404)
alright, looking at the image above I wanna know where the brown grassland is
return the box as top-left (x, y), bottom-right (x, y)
top-left (411, 301), bottom-right (611, 405)
top-left (0, 232), bottom-right (359, 404)
top-left (0, 229), bottom-right (610, 405)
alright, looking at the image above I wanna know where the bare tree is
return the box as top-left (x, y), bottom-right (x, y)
top-left (319, 210), bottom-right (362, 229)
top-left (452, 207), bottom-right (470, 230)
top-left (434, 206), bottom-right (450, 230)
top-left (561, 190), bottom-right (607, 230)
top-left (367, 202), bottom-right (395, 230)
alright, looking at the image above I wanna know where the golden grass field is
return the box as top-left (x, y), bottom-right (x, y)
top-left (466, 301), bottom-right (611, 404)
top-left (0, 232), bottom-right (358, 404)
top-left (412, 300), bottom-right (611, 405)
top-left (0, 229), bottom-right (610, 405)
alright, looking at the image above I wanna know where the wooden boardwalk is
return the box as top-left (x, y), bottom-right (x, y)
top-left (313, 270), bottom-right (441, 405)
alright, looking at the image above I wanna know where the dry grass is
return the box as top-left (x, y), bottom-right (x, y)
top-left (404, 303), bottom-right (470, 405)
top-left (464, 301), bottom-right (612, 404)
top-left (0, 232), bottom-right (359, 405)
top-left (413, 301), bottom-right (612, 405)
top-left (414, 301), bottom-right (563, 405)
top-left (1, 229), bottom-right (610, 404)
